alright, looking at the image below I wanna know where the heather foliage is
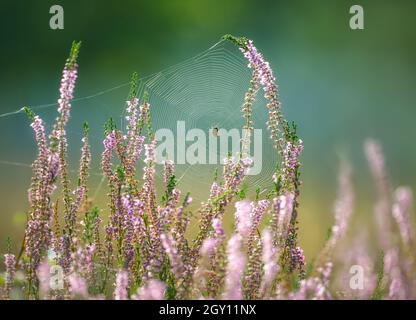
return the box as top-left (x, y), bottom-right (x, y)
top-left (1, 36), bottom-right (415, 300)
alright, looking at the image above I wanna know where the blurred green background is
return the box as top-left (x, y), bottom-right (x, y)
top-left (0, 0), bottom-right (415, 259)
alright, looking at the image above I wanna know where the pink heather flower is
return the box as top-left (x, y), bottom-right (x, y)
top-left (384, 248), bottom-right (406, 299)
top-left (46, 153), bottom-right (60, 194)
top-left (161, 233), bottom-right (183, 280)
top-left (125, 98), bottom-right (145, 174)
top-left (71, 244), bottom-right (95, 281)
top-left (144, 140), bottom-right (156, 164)
top-left (290, 277), bottom-right (329, 300)
top-left (240, 40), bottom-right (283, 150)
top-left (132, 199), bottom-right (146, 245)
top-left (200, 238), bottom-right (217, 257)
top-left (337, 233), bottom-right (377, 299)
top-left (250, 199), bottom-right (270, 233)
top-left (392, 187), bottom-right (414, 247)
top-left (158, 188), bottom-right (181, 227)
top-left (223, 234), bottom-right (246, 300)
top-left (121, 195), bottom-right (135, 267)
top-left (364, 139), bottom-right (391, 250)
top-left (199, 219), bottom-right (225, 258)
top-left (162, 160), bottom-right (175, 184)
top-left (292, 263), bottom-right (332, 300)
top-left (52, 62), bottom-right (78, 137)
top-left (332, 161), bottom-right (353, 241)
top-left (133, 279), bottom-right (166, 300)
top-left (25, 219), bottom-right (51, 272)
top-left (222, 157), bottom-right (253, 192)
top-left (58, 234), bottom-right (72, 273)
top-left (186, 195), bottom-right (193, 205)
top-left (68, 273), bottom-right (89, 299)
top-left (209, 181), bottom-right (220, 199)
top-left (281, 139), bottom-right (303, 189)
top-left (68, 185), bottom-right (86, 228)
top-left (212, 218), bottom-right (225, 237)
top-left (320, 262), bottom-right (333, 285)
top-left (4, 253), bottom-right (15, 297)
top-left (37, 260), bottom-right (51, 299)
top-left (271, 193), bottom-right (295, 245)
top-left (235, 200), bottom-right (252, 238)
top-left (101, 130), bottom-right (117, 179)
top-left (323, 160), bottom-right (354, 258)
top-left (114, 269), bottom-right (129, 300)
top-left (30, 116), bottom-right (49, 170)
top-left (77, 132), bottom-right (91, 193)
top-left (260, 229), bottom-right (279, 296)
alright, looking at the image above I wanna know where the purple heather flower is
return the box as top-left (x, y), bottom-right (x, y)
top-left (291, 246), bottom-right (305, 274)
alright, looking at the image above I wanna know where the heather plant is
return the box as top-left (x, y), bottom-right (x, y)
top-left (1, 36), bottom-right (415, 300)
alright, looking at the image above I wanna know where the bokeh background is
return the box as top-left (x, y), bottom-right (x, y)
top-left (0, 0), bottom-right (415, 259)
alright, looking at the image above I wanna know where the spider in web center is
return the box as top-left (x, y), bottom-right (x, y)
top-left (210, 123), bottom-right (220, 137)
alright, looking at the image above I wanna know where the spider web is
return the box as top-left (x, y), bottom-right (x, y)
top-left (0, 39), bottom-right (278, 224)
